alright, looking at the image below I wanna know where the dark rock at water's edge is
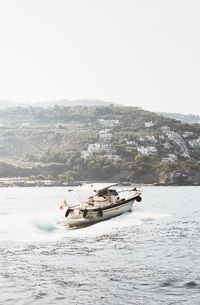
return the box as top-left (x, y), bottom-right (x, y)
top-left (0, 178), bottom-right (68, 187)
top-left (168, 170), bottom-right (200, 186)
top-left (154, 169), bottom-right (200, 186)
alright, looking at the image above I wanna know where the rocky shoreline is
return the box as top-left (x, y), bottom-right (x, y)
top-left (0, 177), bottom-right (199, 187)
top-left (0, 178), bottom-right (83, 187)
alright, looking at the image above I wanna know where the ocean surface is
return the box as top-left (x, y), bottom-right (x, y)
top-left (0, 185), bottom-right (200, 305)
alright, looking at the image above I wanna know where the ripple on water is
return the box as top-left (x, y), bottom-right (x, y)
top-left (0, 186), bottom-right (200, 305)
top-left (159, 279), bottom-right (200, 292)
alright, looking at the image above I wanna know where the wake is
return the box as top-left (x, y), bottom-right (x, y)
top-left (0, 207), bottom-right (169, 243)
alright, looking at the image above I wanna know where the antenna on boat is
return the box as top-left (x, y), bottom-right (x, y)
top-left (66, 186), bottom-right (83, 205)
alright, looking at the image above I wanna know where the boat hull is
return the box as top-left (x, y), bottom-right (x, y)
top-left (62, 198), bottom-right (136, 229)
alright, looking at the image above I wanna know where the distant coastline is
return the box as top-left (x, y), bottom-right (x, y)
top-left (0, 177), bottom-right (141, 187)
top-left (0, 177), bottom-right (199, 187)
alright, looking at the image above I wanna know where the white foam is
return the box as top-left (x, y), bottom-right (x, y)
top-left (0, 186), bottom-right (171, 243)
top-left (0, 211), bottom-right (65, 242)
top-left (0, 205), bottom-right (171, 242)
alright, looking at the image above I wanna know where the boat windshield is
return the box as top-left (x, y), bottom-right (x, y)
top-left (97, 188), bottom-right (118, 197)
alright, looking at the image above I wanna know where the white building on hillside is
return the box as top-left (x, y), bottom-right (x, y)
top-left (146, 135), bottom-right (157, 143)
top-left (183, 132), bottom-right (193, 138)
top-left (98, 119), bottom-right (119, 127)
top-left (126, 140), bottom-right (137, 145)
top-left (137, 146), bottom-right (157, 155)
top-left (144, 121), bottom-right (154, 128)
top-left (104, 154), bottom-right (121, 161)
top-left (81, 151), bottom-right (93, 159)
top-left (161, 154), bottom-right (178, 162)
top-left (87, 143), bottom-right (112, 153)
top-left (101, 144), bottom-right (112, 151)
top-left (99, 129), bottom-right (112, 141)
top-left (189, 138), bottom-right (200, 147)
top-left (88, 143), bottom-right (101, 153)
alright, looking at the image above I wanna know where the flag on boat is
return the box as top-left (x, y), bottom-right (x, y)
top-left (59, 200), bottom-right (68, 209)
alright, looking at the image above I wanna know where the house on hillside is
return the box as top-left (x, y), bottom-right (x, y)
top-left (126, 140), bottom-right (137, 145)
top-left (104, 154), bottom-right (121, 161)
top-left (88, 143), bottom-right (101, 153)
top-left (189, 138), bottom-right (200, 147)
top-left (81, 151), bottom-right (93, 159)
top-left (101, 144), bottom-right (112, 152)
top-left (146, 135), bottom-right (157, 143)
top-left (83, 143), bottom-right (112, 155)
top-left (99, 129), bottom-right (112, 141)
top-left (161, 154), bottom-right (178, 162)
top-left (183, 131), bottom-right (194, 138)
top-left (144, 121), bottom-right (154, 128)
top-left (137, 146), bottom-right (157, 155)
top-left (98, 119), bottom-right (119, 127)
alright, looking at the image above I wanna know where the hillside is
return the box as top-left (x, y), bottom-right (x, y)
top-left (0, 105), bottom-right (200, 185)
top-left (158, 112), bottom-right (200, 124)
top-left (0, 99), bottom-right (114, 109)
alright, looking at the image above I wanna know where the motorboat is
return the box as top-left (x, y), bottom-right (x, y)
top-left (59, 184), bottom-right (142, 229)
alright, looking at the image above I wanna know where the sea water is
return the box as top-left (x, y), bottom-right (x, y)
top-left (0, 186), bottom-right (200, 305)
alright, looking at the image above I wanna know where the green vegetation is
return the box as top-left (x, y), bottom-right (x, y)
top-left (0, 105), bottom-right (200, 185)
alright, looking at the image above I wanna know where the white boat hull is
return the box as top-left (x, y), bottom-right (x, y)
top-left (62, 198), bottom-right (136, 229)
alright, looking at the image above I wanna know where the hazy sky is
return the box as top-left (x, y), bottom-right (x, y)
top-left (0, 0), bottom-right (200, 114)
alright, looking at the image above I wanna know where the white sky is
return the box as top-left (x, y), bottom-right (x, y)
top-left (0, 0), bottom-right (200, 114)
